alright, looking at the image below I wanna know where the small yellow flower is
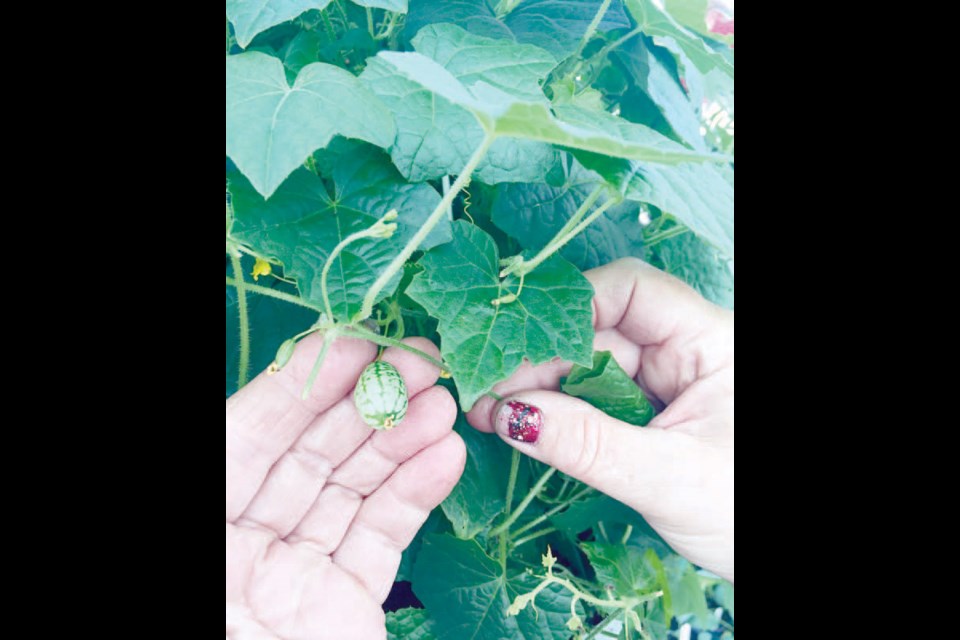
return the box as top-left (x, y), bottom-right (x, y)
top-left (439, 369), bottom-right (452, 379)
top-left (252, 258), bottom-right (272, 281)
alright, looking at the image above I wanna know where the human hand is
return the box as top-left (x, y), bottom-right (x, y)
top-left (226, 335), bottom-right (465, 639)
top-left (467, 258), bottom-right (733, 582)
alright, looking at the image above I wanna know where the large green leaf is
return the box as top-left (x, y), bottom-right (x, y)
top-left (441, 416), bottom-right (514, 539)
top-left (361, 24), bottom-right (558, 183)
top-left (405, 0), bottom-right (631, 59)
top-left (407, 221), bottom-right (594, 411)
top-left (616, 34), bottom-right (707, 151)
top-left (557, 106), bottom-right (733, 257)
top-left (226, 0), bottom-right (334, 48)
top-left (490, 160), bottom-right (645, 270)
top-left (624, 0), bottom-right (733, 78)
top-left (367, 46), bottom-right (723, 167)
top-left (561, 350), bottom-right (655, 425)
top-left (225, 258), bottom-right (319, 397)
top-left (651, 230), bottom-right (733, 308)
top-left (386, 607), bottom-right (437, 640)
top-left (412, 534), bottom-right (579, 640)
top-left (226, 52), bottom-right (395, 199)
top-left (228, 142), bottom-right (448, 321)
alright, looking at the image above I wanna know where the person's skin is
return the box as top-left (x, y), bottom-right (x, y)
top-left (225, 257), bottom-right (733, 638)
top-left (466, 257), bottom-right (734, 583)
top-left (226, 336), bottom-right (465, 640)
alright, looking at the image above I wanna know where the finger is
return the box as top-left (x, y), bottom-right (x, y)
top-left (226, 333), bottom-right (377, 520)
top-left (332, 432), bottom-right (466, 603)
top-left (589, 258), bottom-right (732, 403)
top-left (466, 328), bottom-right (640, 432)
top-left (488, 390), bottom-right (696, 519)
top-left (286, 385), bottom-right (457, 549)
top-left (588, 257), bottom-right (719, 346)
top-left (236, 338), bottom-right (442, 536)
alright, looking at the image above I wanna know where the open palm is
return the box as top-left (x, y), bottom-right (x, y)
top-left (226, 335), bottom-right (465, 639)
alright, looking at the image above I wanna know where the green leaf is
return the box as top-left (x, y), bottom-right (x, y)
top-left (353, 0), bottom-right (407, 10)
top-left (441, 416), bottom-right (514, 539)
top-left (616, 35), bottom-right (707, 151)
top-left (412, 534), bottom-right (579, 639)
top-left (228, 141), bottom-right (448, 321)
top-left (367, 46), bottom-right (723, 170)
top-left (226, 258), bottom-right (319, 397)
top-left (490, 160), bottom-right (646, 270)
top-left (227, 0), bottom-right (334, 48)
top-left (406, 221), bottom-right (594, 411)
top-left (398, 507), bottom-right (446, 582)
top-left (651, 230), bottom-right (733, 309)
top-left (361, 24), bottom-right (558, 183)
top-left (711, 581), bottom-right (734, 620)
top-left (559, 111), bottom-right (733, 257)
top-left (386, 608), bottom-right (437, 640)
top-left (226, 52), bottom-right (395, 199)
top-left (405, 0), bottom-right (631, 59)
top-left (624, 0), bottom-right (733, 78)
top-left (561, 350), bottom-right (655, 425)
top-left (664, 555), bottom-right (715, 630)
top-left (581, 541), bottom-right (658, 598)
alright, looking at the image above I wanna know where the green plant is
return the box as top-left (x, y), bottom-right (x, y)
top-left (226, 1), bottom-right (733, 638)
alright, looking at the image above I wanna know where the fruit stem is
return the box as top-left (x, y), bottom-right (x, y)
top-left (301, 327), bottom-right (340, 400)
top-left (343, 324), bottom-right (446, 370)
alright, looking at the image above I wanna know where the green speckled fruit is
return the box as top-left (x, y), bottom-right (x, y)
top-left (354, 360), bottom-right (408, 430)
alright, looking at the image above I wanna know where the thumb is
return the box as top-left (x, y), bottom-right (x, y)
top-left (491, 391), bottom-right (689, 518)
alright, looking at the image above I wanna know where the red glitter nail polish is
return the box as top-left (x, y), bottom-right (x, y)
top-left (504, 401), bottom-right (542, 443)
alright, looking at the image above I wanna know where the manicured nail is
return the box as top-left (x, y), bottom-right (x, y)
top-left (496, 400), bottom-right (542, 443)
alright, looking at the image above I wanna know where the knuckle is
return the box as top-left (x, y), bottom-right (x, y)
top-left (569, 411), bottom-right (605, 479)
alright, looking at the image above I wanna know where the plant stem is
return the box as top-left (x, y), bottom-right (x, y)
top-left (357, 134), bottom-right (495, 322)
top-left (301, 328), bottom-right (339, 400)
top-left (643, 225), bottom-right (689, 249)
top-left (512, 526), bottom-right (557, 548)
top-left (490, 467), bottom-right (557, 537)
top-left (226, 277), bottom-right (323, 311)
top-left (500, 448), bottom-right (522, 570)
top-left (320, 9), bottom-right (336, 40)
top-left (574, 0), bottom-right (613, 58)
top-left (511, 486), bottom-right (594, 538)
top-left (583, 610), bottom-right (620, 640)
top-left (621, 524), bottom-right (633, 545)
top-left (230, 253), bottom-right (251, 389)
top-left (375, 11), bottom-right (400, 40)
top-left (516, 194), bottom-right (619, 276)
top-left (583, 25), bottom-right (643, 69)
top-left (597, 520), bottom-right (609, 542)
top-left (366, 7), bottom-right (375, 37)
top-left (333, 0), bottom-right (350, 26)
top-left (501, 185), bottom-right (603, 278)
top-left (342, 325), bottom-right (446, 370)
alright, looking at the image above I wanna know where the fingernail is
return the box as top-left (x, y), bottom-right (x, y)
top-left (495, 400), bottom-right (542, 443)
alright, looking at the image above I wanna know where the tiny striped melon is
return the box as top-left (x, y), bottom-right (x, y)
top-left (354, 360), bottom-right (408, 430)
